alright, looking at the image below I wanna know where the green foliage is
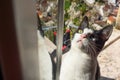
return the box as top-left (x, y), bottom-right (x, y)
top-left (65, 0), bottom-right (71, 11)
top-left (79, 3), bottom-right (87, 15)
top-left (64, 0), bottom-right (88, 26)
top-left (64, 12), bottom-right (70, 21)
top-left (43, 0), bottom-right (99, 41)
top-left (44, 30), bottom-right (54, 42)
top-left (73, 18), bottom-right (80, 26)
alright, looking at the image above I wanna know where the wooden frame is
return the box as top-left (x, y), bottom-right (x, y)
top-left (0, 0), bottom-right (65, 80)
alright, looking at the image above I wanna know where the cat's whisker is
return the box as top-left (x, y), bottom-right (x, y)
top-left (88, 46), bottom-right (94, 57)
top-left (86, 44), bottom-right (92, 56)
top-left (89, 42), bottom-right (101, 51)
top-left (88, 42), bottom-right (97, 57)
top-left (89, 46), bottom-right (94, 57)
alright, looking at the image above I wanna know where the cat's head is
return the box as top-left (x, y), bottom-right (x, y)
top-left (72, 16), bottom-right (113, 56)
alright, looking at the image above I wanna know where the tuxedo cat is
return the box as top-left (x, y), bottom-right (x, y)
top-left (38, 27), bottom-right (52, 80)
top-left (60, 16), bottom-right (113, 80)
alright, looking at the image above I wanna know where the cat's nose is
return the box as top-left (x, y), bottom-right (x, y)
top-left (81, 34), bottom-right (87, 38)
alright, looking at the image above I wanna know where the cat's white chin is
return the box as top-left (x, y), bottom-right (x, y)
top-left (76, 38), bottom-right (88, 48)
top-left (82, 38), bottom-right (88, 46)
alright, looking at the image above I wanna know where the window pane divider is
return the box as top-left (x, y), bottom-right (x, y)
top-left (56, 0), bottom-right (64, 80)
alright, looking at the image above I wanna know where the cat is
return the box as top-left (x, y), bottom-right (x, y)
top-left (37, 17), bottom-right (52, 80)
top-left (60, 16), bottom-right (113, 80)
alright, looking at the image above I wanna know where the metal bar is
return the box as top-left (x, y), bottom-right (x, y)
top-left (56, 0), bottom-right (64, 80)
top-left (42, 26), bottom-right (57, 30)
top-left (42, 24), bottom-right (78, 31)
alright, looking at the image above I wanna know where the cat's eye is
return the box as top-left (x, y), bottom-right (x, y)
top-left (89, 34), bottom-right (96, 41)
top-left (90, 35), bottom-right (95, 38)
top-left (92, 38), bottom-right (96, 41)
top-left (78, 30), bottom-right (83, 34)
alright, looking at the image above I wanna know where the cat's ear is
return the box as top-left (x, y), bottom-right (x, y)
top-left (100, 25), bottom-right (113, 41)
top-left (79, 16), bottom-right (89, 30)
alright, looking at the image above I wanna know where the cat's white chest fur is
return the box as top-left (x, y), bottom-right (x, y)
top-left (60, 48), bottom-right (95, 80)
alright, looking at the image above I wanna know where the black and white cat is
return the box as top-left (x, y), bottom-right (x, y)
top-left (60, 16), bottom-right (113, 80)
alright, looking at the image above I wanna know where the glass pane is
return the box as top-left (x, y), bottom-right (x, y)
top-left (36, 0), bottom-right (119, 80)
top-left (36, 0), bottom-right (58, 27)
